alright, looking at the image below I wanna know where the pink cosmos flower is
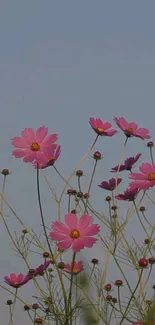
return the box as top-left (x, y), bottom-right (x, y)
top-left (33, 145), bottom-right (61, 169)
top-left (49, 214), bottom-right (100, 253)
top-left (12, 126), bottom-right (58, 164)
top-left (129, 163), bottom-right (155, 190)
top-left (89, 117), bottom-right (117, 136)
top-left (111, 154), bottom-right (141, 172)
top-left (4, 273), bottom-right (30, 288)
top-left (114, 117), bottom-right (150, 140)
top-left (27, 260), bottom-right (51, 278)
top-left (98, 178), bottom-right (122, 191)
top-left (115, 188), bottom-right (139, 201)
top-left (64, 261), bottom-right (84, 275)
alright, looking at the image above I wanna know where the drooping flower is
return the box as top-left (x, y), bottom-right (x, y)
top-left (129, 163), bottom-right (155, 190)
top-left (27, 260), bottom-right (51, 278)
top-left (114, 117), bottom-right (150, 140)
top-left (64, 261), bottom-right (84, 275)
top-left (111, 154), bottom-right (141, 172)
top-left (33, 145), bottom-right (61, 169)
top-left (98, 178), bottom-right (122, 191)
top-left (115, 188), bottom-right (139, 201)
top-left (49, 214), bottom-right (100, 253)
top-left (12, 126), bottom-right (58, 164)
top-left (89, 117), bottom-right (117, 137)
top-left (4, 273), bottom-right (30, 288)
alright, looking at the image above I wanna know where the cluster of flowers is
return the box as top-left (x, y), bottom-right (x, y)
top-left (3, 116), bottom-right (154, 324)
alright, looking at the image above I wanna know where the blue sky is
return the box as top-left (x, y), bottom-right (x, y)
top-left (0, 1), bottom-right (155, 324)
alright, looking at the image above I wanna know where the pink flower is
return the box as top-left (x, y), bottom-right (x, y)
top-left (129, 163), bottom-right (155, 190)
top-left (4, 273), bottom-right (30, 288)
top-left (89, 117), bottom-right (117, 136)
top-left (98, 178), bottom-right (122, 191)
top-left (64, 261), bottom-right (84, 275)
top-left (114, 117), bottom-right (150, 140)
top-left (111, 154), bottom-right (141, 172)
top-left (115, 188), bottom-right (139, 201)
top-left (12, 126), bottom-right (58, 164)
top-left (33, 145), bottom-right (61, 169)
top-left (49, 214), bottom-right (100, 253)
top-left (27, 260), bottom-right (51, 277)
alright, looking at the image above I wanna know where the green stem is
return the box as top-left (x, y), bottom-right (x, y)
top-left (133, 200), bottom-right (149, 237)
top-left (9, 289), bottom-right (18, 325)
top-left (119, 269), bottom-right (143, 325)
top-left (67, 253), bottom-right (76, 325)
top-left (85, 160), bottom-right (98, 213)
top-left (150, 148), bottom-right (154, 166)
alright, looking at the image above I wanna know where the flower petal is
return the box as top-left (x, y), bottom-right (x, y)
top-left (51, 221), bottom-right (70, 234)
top-left (78, 214), bottom-right (93, 230)
top-left (65, 214), bottom-right (78, 230)
top-left (81, 224), bottom-right (100, 236)
top-left (139, 163), bottom-right (155, 175)
top-left (21, 128), bottom-right (36, 144)
top-left (49, 232), bottom-right (69, 240)
top-left (36, 126), bottom-right (48, 143)
top-left (57, 238), bottom-right (73, 250)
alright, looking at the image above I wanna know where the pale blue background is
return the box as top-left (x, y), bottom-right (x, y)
top-left (0, 1), bottom-right (155, 324)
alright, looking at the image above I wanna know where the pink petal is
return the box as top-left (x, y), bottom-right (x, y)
top-left (79, 237), bottom-right (97, 248)
top-left (128, 122), bottom-right (138, 130)
top-left (72, 239), bottom-right (85, 252)
top-left (17, 274), bottom-right (24, 282)
top-left (114, 117), bottom-right (128, 130)
top-left (21, 128), bottom-right (36, 144)
top-left (81, 224), bottom-right (100, 236)
top-left (102, 122), bottom-right (112, 130)
top-left (49, 232), bottom-right (69, 240)
top-left (57, 238), bottom-right (73, 250)
top-left (12, 149), bottom-right (27, 158)
top-left (42, 134), bottom-right (58, 146)
top-left (10, 273), bottom-right (17, 281)
top-left (129, 172), bottom-right (148, 180)
top-left (139, 163), bottom-right (155, 175)
top-left (34, 151), bottom-right (49, 164)
top-left (78, 214), bottom-right (93, 230)
top-left (12, 137), bottom-right (29, 148)
top-left (36, 126), bottom-right (48, 143)
top-left (106, 130), bottom-right (117, 136)
top-left (65, 213), bottom-right (78, 230)
top-left (52, 221), bottom-right (70, 234)
top-left (129, 181), bottom-right (152, 190)
top-left (23, 152), bottom-right (36, 163)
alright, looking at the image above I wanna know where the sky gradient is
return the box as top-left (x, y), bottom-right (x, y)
top-left (0, 1), bottom-right (155, 324)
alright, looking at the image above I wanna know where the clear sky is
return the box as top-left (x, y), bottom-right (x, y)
top-left (0, 1), bottom-right (155, 324)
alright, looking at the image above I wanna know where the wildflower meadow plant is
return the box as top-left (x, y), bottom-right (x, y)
top-left (1, 117), bottom-right (155, 325)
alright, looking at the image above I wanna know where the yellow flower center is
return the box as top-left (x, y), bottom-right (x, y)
top-left (72, 268), bottom-right (79, 274)
top-left (148, 173), bottom-right (155, 181)
top-left (31, 142), bottom-right (40, 151)
top-left (48, 157), bottom-right (54, 161)
top-left (97, 127), bottom-right (104, 132)
top-left (70, 229), bottom-right (80, 239)
top-left (110, 186), bottom-right (115, 190)
top-left (14, 281), bottom-right (20, 285)
top-left (127, 127), bottom-right (134, 133)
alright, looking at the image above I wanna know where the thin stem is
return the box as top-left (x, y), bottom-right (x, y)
top-left (133, 200), bottom-right (149, 237)
top-left (67, 253), bottom-right (76, 325)
top-left (59, 135), bottom-right (99, 205)
top-left (119, 269), bottom-right (143, 325)
top-left (150, 148), bottom-right (154, 167)
top-left (85, 160), bottom-right (98, 212)
top-left (9, 289), bottom-right (18, 325)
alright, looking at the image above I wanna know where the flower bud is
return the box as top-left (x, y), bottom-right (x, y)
top-left (93, 151), bottom-right (102, 160)
top-left (22, 229), bottom-right (28, 234)
top-left (91, 258), bottom-right (99, 264)
top-left (104, 283), bottom-right (112, 292)
top-left (6, 300), bottom-right (13, 305)
top-left (76, 170), bottom-right (83, 177)
top-left (1, 169), bottom-right (10, 176)
top-left (147, 141), bottom-right (154, 148)
top-left (34, 318), bottom-right (43, 324)
top-left (138, 258), bottom-right (148, 268)
top-left (67, 189), bottom-right (77, 195)
top-left (24, 305), bottom-right (30, 311)
top-left (43, 252), bottom-right (50, 258)
top-left (71, 209), bottom-right (77, 214)
top-left (106, 295), bottom-right (112, 301)
top-left (77, 191), bottom-right (83, 198)
top-left (112, 297), bottom-right (117, 303)
top-left (105, 196), bottom-right (112, 202)
top-left (139, 206), bottom-right (146, 212)
top-left (32, 303), bottom-right (39, 310)
top-left (115, 280), bottom-right (123, 286)
top-left (58, 262), bottom-right (65, 269)
top-left (83, 193), bottom-right (89, 199)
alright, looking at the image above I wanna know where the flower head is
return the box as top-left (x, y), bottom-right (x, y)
top-left (114, 117), bottom-right (150, 140)
top-left (98, 178), bottom-right (122, 191)
top-left (27, 260), bottom-right (51, 278)
top-left (111, 154), bottom-right (141, 172)
top-left (33, 145), bottom-right (61, 169)
top-left (115, 188), bottom-right (139, 201)
top-left (4, 273), bottom-right (30, 288)
top-left (129, 163), bottom-right (155, 190)
top-left (49, 214), bottom-right (100, 253)
top-left (89, 118), bottom-right (117, 137)
top-left (12, 126), bottom-right (58, 164)
top-left (64, 261), bottom-right (84, 275)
